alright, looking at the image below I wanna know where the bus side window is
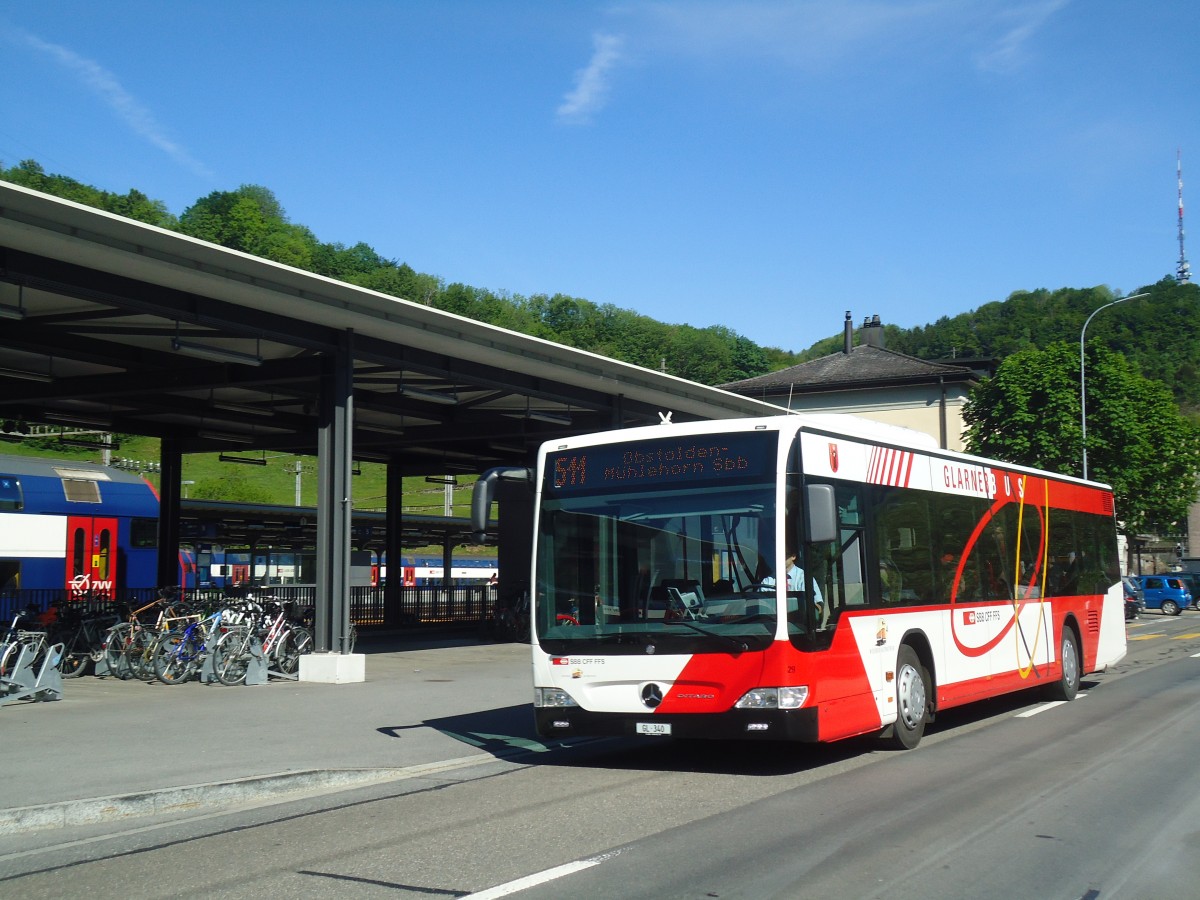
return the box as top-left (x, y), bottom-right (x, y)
top-left (879, 542), bottom-right (903, 603)
top-left (872, 489), bottom-right (937, 606)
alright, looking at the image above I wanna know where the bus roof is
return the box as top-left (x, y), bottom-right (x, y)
top-left (539, 412), bottom-right (1110, 491)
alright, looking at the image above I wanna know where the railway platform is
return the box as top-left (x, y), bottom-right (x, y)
top-left (0, 633), bottom-right (536, 834)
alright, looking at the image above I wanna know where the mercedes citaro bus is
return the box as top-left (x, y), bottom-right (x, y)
top-left (472, 413), bottom-right (1126, 749)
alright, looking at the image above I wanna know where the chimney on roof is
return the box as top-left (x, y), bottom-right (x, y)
top-left (861, 314), bottom-right (885, 349)
top-left (843, 310), bottom-right (853, 354)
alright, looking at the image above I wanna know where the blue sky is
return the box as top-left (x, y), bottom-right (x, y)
top-left (1, 1), bottom-right (1196, 351)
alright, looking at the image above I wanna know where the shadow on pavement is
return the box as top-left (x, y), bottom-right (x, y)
top-left (377, 704), bottom-right (546, 758)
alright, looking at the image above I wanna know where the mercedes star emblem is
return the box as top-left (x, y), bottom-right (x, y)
top-left (641, 683), bottom-right (664, 709)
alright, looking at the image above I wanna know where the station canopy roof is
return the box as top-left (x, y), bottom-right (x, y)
top-left (0, 182), bottom-right (781, 476)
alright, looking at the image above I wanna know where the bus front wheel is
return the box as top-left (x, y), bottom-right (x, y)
top-left (889, 644), bottom-right (930, 750)
top-left (1045, 626), bottom-right (1080, 702)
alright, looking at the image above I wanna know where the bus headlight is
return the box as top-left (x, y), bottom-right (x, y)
top-left (735, 686), bottom-right (809, 709)
top-left (534, 687), bottom-right (579, 708)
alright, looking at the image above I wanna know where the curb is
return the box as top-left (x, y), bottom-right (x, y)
top-left (0, 755), bottom-right (494, 835)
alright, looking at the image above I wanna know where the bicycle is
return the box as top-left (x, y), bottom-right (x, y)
top-left (152, 603), bottom-right (241, 685)
top-left (103, 586), bottom-right (195, 680)
top-left (0, 607), bottom-right (50, 678)
top-left (51, 597), bottom-right (122, 678)
top-left (298, 605), bottom-right (354, 654)
top-left (493, 590), bottom-right (530, 643)
top-left (213, 601), bottom-right (317, 685)
top-left (212, 601), bottom-right (290, 684)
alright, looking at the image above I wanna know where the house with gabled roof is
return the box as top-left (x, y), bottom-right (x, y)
top-left (723, 312), bottom-right (983, 452)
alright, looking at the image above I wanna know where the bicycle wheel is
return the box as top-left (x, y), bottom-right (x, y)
top-left (103, 623), bottom-right (135, 679)
top-left (58, 628), bottom-right (90, 678)
top-left (0, 640), bottom-right (19, 677)
top-left (276, 626), bottom-right (312, 675)
top-left (153, 628), bottom-right (200, 685)
top-left (212, 626), bottom-right (252, 686)
top-left (129, 628), bottom-right (159, 681)
top-left (90, 616), bottom-right (120, 662)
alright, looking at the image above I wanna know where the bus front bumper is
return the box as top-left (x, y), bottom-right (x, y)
top-left (535, 706), bottom-right (820, 742)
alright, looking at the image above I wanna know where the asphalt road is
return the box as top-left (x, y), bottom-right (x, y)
top-left (3, 610), bottom-right (1200, 899)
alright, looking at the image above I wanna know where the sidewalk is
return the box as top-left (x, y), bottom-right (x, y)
top-left (0, 634), bottom-right (537, 833)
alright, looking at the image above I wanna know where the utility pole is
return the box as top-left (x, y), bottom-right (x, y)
top-left (1080, 293), bottom-right (1149, 479)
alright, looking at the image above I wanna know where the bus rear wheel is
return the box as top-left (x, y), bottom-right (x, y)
top-left (889, 644), bottom-right (930, 750)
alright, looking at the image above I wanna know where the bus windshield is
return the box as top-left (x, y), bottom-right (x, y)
top-left (535, 432), bottom-right (779, 655)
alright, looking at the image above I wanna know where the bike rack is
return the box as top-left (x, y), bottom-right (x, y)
top-left (198, 638), bottom-right (269, 686)
top-left (245, 640), bottom-right (269, 685)
top-left (0, 642), bottom-right (65, 706)
top-left (266, 665), bottom-right (298, 682)
top-left (94, 650), bottom-right (127, 679)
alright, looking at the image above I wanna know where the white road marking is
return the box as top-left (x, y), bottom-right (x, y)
top-left (1015, 693), bottom-right (1087, 718)
top-left (464, 851), bottom-right (621, 899)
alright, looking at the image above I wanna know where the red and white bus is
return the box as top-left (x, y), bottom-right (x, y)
top-left (476, 413), bottom-right (1127, 749)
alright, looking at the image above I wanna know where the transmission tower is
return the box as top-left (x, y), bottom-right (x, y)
top-left (1178, 149), bottom-right (1191, 283)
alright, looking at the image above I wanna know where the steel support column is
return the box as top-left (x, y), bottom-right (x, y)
top-left (441, 539), bottom-right (453, 620)
top-left (315, 333), bottom-right (354, 653)
top-left (157, 437), bottom-right (183, 590)
top-left (384, 461), bottom-right (404, 628)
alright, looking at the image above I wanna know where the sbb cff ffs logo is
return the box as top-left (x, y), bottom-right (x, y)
top-left (963, 609), bottom-right (1002, 625)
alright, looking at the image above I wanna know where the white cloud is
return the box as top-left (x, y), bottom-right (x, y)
top-left (560, 1), bottom-right (1069, 124)
top-left (600, 1), bottom-right (1069, 77)
top-left (17, 28), bottom-right (213, 178)
top-left (975, 0), bottom-right (1070, 72)
top-left (557, 33), bottom-right (625, 124)
top-left (626, 0), bottom-right (954, 68)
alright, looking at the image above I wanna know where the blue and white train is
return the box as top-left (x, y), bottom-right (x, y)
top-left (0, 453), bottom-right (181, 598)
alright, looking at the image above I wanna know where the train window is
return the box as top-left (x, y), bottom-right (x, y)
top-left (72, 527), bottom-right (86, 577)
top-left (97, 528), bottom-right (112, 578)
top-left (130, 518), bottom-right (158, 549)
top-left (0, 475), bottom-right (22, 511)
top-left (61, 478), bottom-right (102, 503)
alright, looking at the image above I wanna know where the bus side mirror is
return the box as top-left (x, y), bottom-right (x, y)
top-left (806, 484), bottom-right (837, 544)
top-left (470, 466), bottom-right (532, 542)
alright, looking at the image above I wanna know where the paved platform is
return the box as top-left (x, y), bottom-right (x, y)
top-left (0, 634), bottom-right (538, 833)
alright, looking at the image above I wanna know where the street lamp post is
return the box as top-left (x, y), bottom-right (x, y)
top-left (1079, 292), bottom-right (1149, 480)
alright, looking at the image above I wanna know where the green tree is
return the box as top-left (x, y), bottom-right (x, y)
top-left (103, 188), bottom-right (177, 229)
top-left (963, 342), bottom-right (1200, 535)
top-left (344, 261), bottom-right (436, 303)
top-left (179, 186), bottom-right (288, 254)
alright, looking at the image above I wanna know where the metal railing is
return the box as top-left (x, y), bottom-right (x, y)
top-left (1, 585), bottom-right (496, 631)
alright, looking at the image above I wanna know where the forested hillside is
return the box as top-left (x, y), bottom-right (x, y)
top-left (0, 160), bottom-right (796, 386)
top-left (798, 279), bottom-right (1200, 414)
top-left (5, 159), bottom-right (1199, 413)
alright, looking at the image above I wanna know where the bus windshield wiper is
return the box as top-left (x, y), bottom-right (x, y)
top-left (667, 618), bottom-right (751, 652)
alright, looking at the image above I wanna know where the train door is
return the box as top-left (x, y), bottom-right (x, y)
top-left (65, 515), bottom-right (118, 599)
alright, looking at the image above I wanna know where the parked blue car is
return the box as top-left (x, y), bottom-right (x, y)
top-left (1169, 572), bottom-right (1200, 608)
top-left (1133, 575), bottom-right (1192, 616)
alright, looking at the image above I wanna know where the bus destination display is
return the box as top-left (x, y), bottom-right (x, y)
top-left (548, 432), bottom-right (774, 492)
